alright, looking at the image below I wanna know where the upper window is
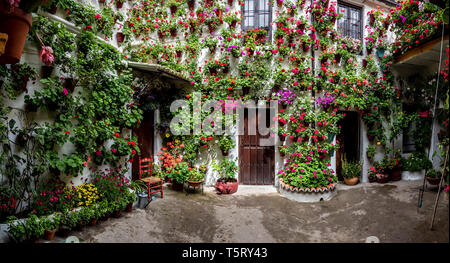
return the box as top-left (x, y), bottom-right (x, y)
top-left (337, 2), bottom-right (362, 40)
top-left (242, 0), bottom-right (272, 37)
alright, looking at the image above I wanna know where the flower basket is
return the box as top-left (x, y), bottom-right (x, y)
top-left (0, 7), bottom-right (33, 64)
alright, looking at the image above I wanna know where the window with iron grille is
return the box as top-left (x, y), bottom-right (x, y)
top-left (337, 2), bottom-right (362, 41)
top-left (242, 0), bottom-right (272, 40)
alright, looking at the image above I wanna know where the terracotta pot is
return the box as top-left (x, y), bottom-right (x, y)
top-left (116, 32), bottom-right (124, 43)
top-left (214, 180), bottom-right (238, 195)
top-left (188, 0), bottom-right (195, 10)
top-left (390, 168), bottom-right (402, 181)
top-left (368, 176), bottom-right (376, 183)
top-left (100, 213), bottom-right (110, 221)
top-left (41, 65), bottom-right (54, 78)
top-left (57, 228), bottom-right (71, 237)
top-left (376, 174), bottom-right (389, 184)
top-left (362, 59), bottom-right (368, 68)
top-left (172, 180), bottom-right (184, 191)
top-left (170, 6), bottom-right (177, 15)
top-left (279, 135), bottom-right (286, 142)
top-left (112, 210), bottom-right (122, 218)
top-left (170, 29), bottom-right (177, 37)
top-left (228, 0), bottom-right (233, 6)
top-left (88, 218), bottom-right (97, 226)
top-left (344, 177), bottom-right (359, 186)
top-left (116, 2), bottom-right (124, 9)
top-left (230, 21), bottom-right (236, 29)
top-left (221, 149), bottom-right (229, 156)
top-left (125, 203), bottom-right (133, 212)
top-left (44, 229), bottom-right (56, 241)
top-left (426, 176), bottom-right (441, 185)
top-left (75, 222), bottom-right (86, 231)
top-left (0, 7), bottom-right (33, 64)
top-left (176, 50), bottom-right (182, 58)
top-left (187, 180), bottom-right (204, 188)
top-left (242, 86), bottom-right (250, 95)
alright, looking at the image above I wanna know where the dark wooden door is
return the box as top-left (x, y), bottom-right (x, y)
top-left (132, 111), bottom-right (154, 180)
top-left (239, 108), bottom-right (275, 185)
top-left (336, 111), bottom-right (360, 181)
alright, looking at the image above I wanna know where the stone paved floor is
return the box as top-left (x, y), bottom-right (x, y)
top-left (44, 180), bottom-right (449, 243)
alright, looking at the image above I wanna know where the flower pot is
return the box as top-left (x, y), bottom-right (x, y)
top-left (172, 180), bottom-right (184, 191)
top-left (100, 212), bottom-right (110, 221)
top-left (112, 210), bottom-right (122, 218)
top-left (187, 179), bottom-right (204, 188)
top-left (376, 48), bottom-right (385, 58)
top-left (227, 0), bottom-right (233, 6)
top-left (89, 218), bottom-right (97, 226)
top-left (369, 14), bottom-right (375, 26)
top-left (302, 45), bottom-right (310, 53)
top-left (0, 7), bottom-right (33, 64)
top-left (41, 65), bottom-right (54, 78)
top-left (116, 32), bottom-right (125, 43)
top-left (362, 59), bottom-right (368, 68)
top-left (170, 29), bottom-right (177, 37)
top-left (44, 229), bottom-right (56, 241)
top-left (188, 0), bottom-right (195, 10)
top-left (64, 78), bottom-right (77, 92)
top-left (390, 168), bottom-right (402, 181)
top-left (376, 174), bottom-right (389, 184)
top-left (75, 222), bottom-right (86, 231)
top-left (125, 203), bottom-right (133, 212)
top-left (57, 227), bottom-right (71, 237)
top-left (279, 135), bottom-right (286, 142)
top-left (170, 6), bottom-right (177, 15)
top-left (368, 176), bottom-right (376, 183)
top-left (221, 149), bottom-right (229, 156)
top-left (426, 176), bottom-right (441, 185)
top-left (230, 21), bottom-right (237, 29)
top-left (116, 2), bottom-right (124, 9)
top-left (344, 177), bottom-right (359, 186)
top-left (214, 179), bottom-right (238, 194)
top-left (242, 86), bottom-right (250, 95)
top-left (334, 54), bottom-right (341, 63)
top-left (176, 50), bottom-right (182, 58)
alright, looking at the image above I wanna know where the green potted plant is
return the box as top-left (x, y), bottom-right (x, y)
top-left (212, 158), bottom-right (239, 194)
top-left (166, 161), bottom-right (190, 191)
top-left (341, 157), bottom-right (362, 186)
top-left (5, 216), bottom-right (26, 243)
top-left (218, 136), bottom-right (234, 156)
top-left (186, 166), bottom-right (205, 188)
top-left (426, 170), bottom-right (442, 185)
top-left (41, 216), bottom-right (58, 241)
top-left (366, 145), bottom-right (376, 161)
top-left (57, 211), bottom-right (77, 237)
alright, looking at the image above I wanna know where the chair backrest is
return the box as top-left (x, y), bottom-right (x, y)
top-left (139, 156), bottom-right (153, 180)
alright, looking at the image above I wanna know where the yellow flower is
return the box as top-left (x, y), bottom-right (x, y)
top-left (377, 141), bottom-right (381, 146)
top-left (165, 133), bottom-right (170, 138)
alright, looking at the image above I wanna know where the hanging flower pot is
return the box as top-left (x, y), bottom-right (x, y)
top-left (369, 14), bottom-right (375, 26)
top-left (41, 65), bottom-right (54, 78)
top-left (170, 6), bottom-right (177, 15)
top-left (170, 29), bottom-right (177, 37)
top-left (230, 21), bottom-right (237, 29)
top-left (334, 54), bottom-right (341, 63)
top-left (242, 86), bottom-right (250, 95)
top-left (208, 24), bottom-right (216, 33)
top-left (376, 48), bottom-right (385, 58)
top-left (188, 0), bottom-right (195, 10)
top-left (176, 50), bottom-right (182, 58)
top-left (227, 0), bottom-right (233, 6)
top-left (116, 1), bottom-right (124, 9)
top-left (366, 47), bottom-right (373, 54)
top-left (279, 134), bottom-right (286, 142)
top-left (99, 0), bottom-right (106, 3)
top-left (362, 59), bottom-right (368, 68)
top-left (116, 32), bottom-right (125, 43)
top-left (0, 7), bottom-right (33, 64)
top-left (302, 45), bottom-right (310, 53)
top-left (277, 0), bottom-right (283, 7)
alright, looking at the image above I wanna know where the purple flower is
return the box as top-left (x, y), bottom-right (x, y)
top-left (400, 15), bottom-right (406, 23)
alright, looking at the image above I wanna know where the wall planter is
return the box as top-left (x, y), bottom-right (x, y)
top-left (279, 178), bottom-right (337, 202)
top-left (0, 7), bottom-right (33, 64)
top-left (116, 32), bottom-right (124, 43)
top-left (214, 178), bottom-right (238, 194)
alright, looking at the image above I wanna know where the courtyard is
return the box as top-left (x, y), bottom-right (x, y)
top-left (43, 181), bottom-right (449, 243)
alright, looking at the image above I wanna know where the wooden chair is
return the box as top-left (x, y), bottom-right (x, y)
top-left (139, 156), bottom-right (163, 200)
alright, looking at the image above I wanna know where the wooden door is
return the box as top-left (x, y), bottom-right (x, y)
top-left (239, 108), bottom-right (275, 185)
top-left (336, 111), bottom-right (360, 181)
top-left (132, 111), bottom-right (154, 180)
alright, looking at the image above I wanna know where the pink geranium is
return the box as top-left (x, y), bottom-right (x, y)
top-left (39, 46), bottom-right (54, 66)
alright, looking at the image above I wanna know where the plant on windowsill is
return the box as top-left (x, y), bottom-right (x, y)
top-left (212, 158), bottom-right (239, 194)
